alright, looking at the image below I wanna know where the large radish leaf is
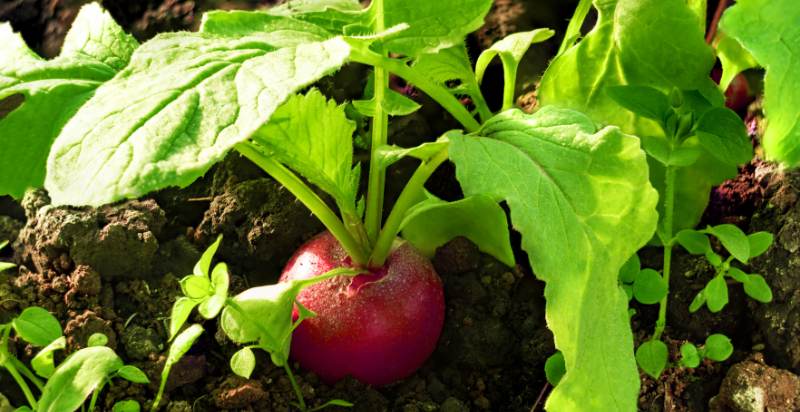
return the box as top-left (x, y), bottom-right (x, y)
top-left (538, 0), bottom-right (735, 234)
top-left (720, 0), bottom-right (800, 166)
top-left (45, 33), bottom-right (350, 206)
top-left (450, 107), bottom-right (658, 411)
top-left (0, 3), bottom-right (137, 198)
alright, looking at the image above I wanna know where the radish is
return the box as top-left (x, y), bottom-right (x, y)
top-left (280, 231), bottom-right (445, 385)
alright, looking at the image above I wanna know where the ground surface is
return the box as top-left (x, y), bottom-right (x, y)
top-left (1, 1), bottom-right (799, 411)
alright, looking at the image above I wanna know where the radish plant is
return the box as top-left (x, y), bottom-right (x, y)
top-left (0, 0), bottom-right (795, 410)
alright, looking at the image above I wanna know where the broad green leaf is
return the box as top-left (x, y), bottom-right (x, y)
top-left (450, 107), bottom-right (658, 411)
top-left (705, 275), bottom-right (729, 313)
top-left (720, 0), bottom-right (800, 166)
top-left (38, 346), bottom-right (123, 412)
top-left (253, 90), bottom-right (359, 216)
top-left (743, 274), bottom-right (773, 303)
top-left (166, 324), bottom-right (204, 368)
top-left (169, 297), bottom-right (199, 340)
top-left (412, 45), bottom-right (488, 117)
top-left (715, 33), bottom-right (758, 91)
top-left (679, 343), bottom-right (700, 368)
top-left (352, 89), bottom-right (421, 117)
top-left (12, 307), bottom-right (62, 346)
top-left (112, 400), bottom-right (141, 412)
top-left (200, 9), bottom-right (333, 45)
top-left (117, 365), bottom-right (149, 384)
top-left (0, 4), bottom-right (137, 198)
top-left (475, 29), bottom-right (555, 84)
top-left (705, 224), bottom-right (750, 263)
top-left (606, 85), bottom-right (671, 122)
top-left (703, 334), bottom-right (733, 361)
top-left (619, 254), bottom-right (640, 284)
top-left (46, 34), bottom-right (350, 206)
top-left (539, 0), bottom-right (731, 233)
top-left (636, 339), bottom-right (668, 379)
top-left (401, 193), bottom-right (515, 267)
top-left (221, 282), bottom-right (298, 353)
top-left (194, 235), bottom-right (222, 277)
top-left (694, 107), bottom-right (752, 166)
top-left (632, 269), bottom-right (667, 305)
top-left (748, 232), bottom-right (773, 258)
top-left (676, 230), bottom-right (712, 255)
top-left (180, 276), bottom-right (211, 299)
top-left (544, 352), bottom-right (566, 386)
top-left (230, 347), bottom-right (256, 378)
top-left (269, 0), bottom-right (367, 33)
top-left (31, 336), bottom-right (66, 378)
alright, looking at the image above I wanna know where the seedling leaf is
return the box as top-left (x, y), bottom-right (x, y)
top-left (676, 230), bottom-right (712, 255)
top-left (12, 307), bottom-right (62, 346)
top-left (632, 269), bottom-right (667, 305)
top-left (401, 192), bottom-right (515, 267)
top-left (689, 290), bottom-right (706, 313)
top-left (747, 232), bottom-right (773, 258)
top-left (0, 3), bottom-right (138, 198)
top-left (167, 324), bottom-right (204, 368)
top-left (180, 276), bottom-right (211, 299)
top-left (46, 35), bottom-right (351, 206)
top-left (117, 365), bottom-right (150, 384)
top-left (169, 297), bottom-right (199, 340)
top-left (475, 29), bottom-right (555, 84)
top-left (352, 89), bottom-right (421, 117)
top-left (720, 0), bottom-right (800, 166)
top-left (694, 107), bottom-right (752, 166)
top-left (38, 346), bottom-right (123, 412)
top-left (705, 224), bottom-right (750, 263)
top-left (112, 400), bottom-right (141, 412)
top-left (544, 352), bottom-right (566, 386)
top-left (715, 33), bottom-right (758, 91)
top-left (679, 343), bottom-right (700, 368)
top-left (703, 334), bottom-right (733, 361)
top-left (230, 347), bottom-right (257, 379)
top-left (636, 339), bottom-right (668, 379)
top-left (606, 85), bottom-right (671, 122)
top-left (194, 235), bottom-right (223, 277)
top-left (31, 336), bottom-right (67, 378)
top-left (87, 333), bottom-right (108, 347)
top-left (704, 276), bottom-right (729, 313)
top-left (743, 274), bottom-right (773, 303)
top-left (619, 254), bottom-right (640, 284)
top-left (450, 106), bottom-right (658, 410)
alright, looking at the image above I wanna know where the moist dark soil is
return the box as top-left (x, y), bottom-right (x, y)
top-left (1, 1), bottom-right (799, 411)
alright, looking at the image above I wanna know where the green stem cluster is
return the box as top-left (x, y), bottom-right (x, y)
top-left (0, 326), bottom-right (40, 409)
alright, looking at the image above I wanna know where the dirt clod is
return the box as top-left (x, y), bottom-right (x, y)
top-left (212, 376), bottom-right (268, 409)
top-left (64, 310), bottom-right (117, 350)
top-left (709, 354), bottom-right (800, 412)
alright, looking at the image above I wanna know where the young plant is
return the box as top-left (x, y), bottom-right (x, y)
top-left (157, 237), bottom-right (358, 412)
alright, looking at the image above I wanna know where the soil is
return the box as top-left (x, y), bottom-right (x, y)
top-left (1, 1), bottom-right (800, 412)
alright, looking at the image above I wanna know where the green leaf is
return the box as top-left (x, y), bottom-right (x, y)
top-left (676, 230), bottom-right (712, 256)
top-left (705, 275), bottom-right (729, 313)
top-left (309, 399), bottom-right (354, 410)
top-left (449, 107), bottom-right (658, 411)
top-left (689, 290), bottom-right (706, 313)
top-left (180, 276), bottom-right (211, 299)
top-left (679, 343), bottom-right (700, 368)
top-left (268, 0), bottom-right (367, 33)
top-left (169, 297), bottom-right (199, 341)
top-left (211, 262), bottom-right (230, 297)
top-left (715, 33), bottom-right (758, 91)
top-left (743, 274), bottom-right (773, 303)
top-left (727, 266), bottom-right (749, 283)
top-left (166, 324), bottom-right (204, 369)
top-left (544, 352), bottom-right (566, 386)
top-left (0, 262), bottom-right (15, 273)
top-left (619, 254), bottom-right (640, 284)
top-left (720, 0), bottom-right (800, 166)
top-left (12, 307), bottom-right (62, 346)
top-left (117, 365), bottom-right (149, 384)
top-left (87, 333), bottom-right (108, 347)
top-left (230, 347), bottom-right (256, 379)
top-left (45, 34), bottom-right (350, 206)
top-left (352, 89), bottom-right (421, 117)
top-left (748, 232), bottom-right (773, 258)
top-left (694, 107), bottom-right (752, 166)
top-left (253, 89), bottom-right (359, 216)
top-left (400, 193), bottom-right (515, 267)
top-left (412, 45), bottom-right (488, 115)
top-left (200, 9), bottom-right (334, 45)
top-left (0, 4), bottom-right (137, 198)
top-left (475, 29), bottom-right (555, 84)
top-left (31, 336), bottom-right (66, 378)
top-left (198, 294), bottom-right (226, 320)
top-left (636, 339), bottom-right (668, 379)
top-left (112, 400), bottom-right (141, 412)
top-left (539, 0), bottom-right (731, 233)
top-left (194, 235), bottom-right (222, 277)
top-left (38, 346), bottom-right (123, 412)
top-left (632, 268), bottom-right (668, 305)
top-left (375, 138), bottom-right (450, 168)
top-left (703, 333), bottom-right (733, 361)
top-left (705, 224), bottom-right (750, 263)
top-left (606, 85), bottom-right (671, 122)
